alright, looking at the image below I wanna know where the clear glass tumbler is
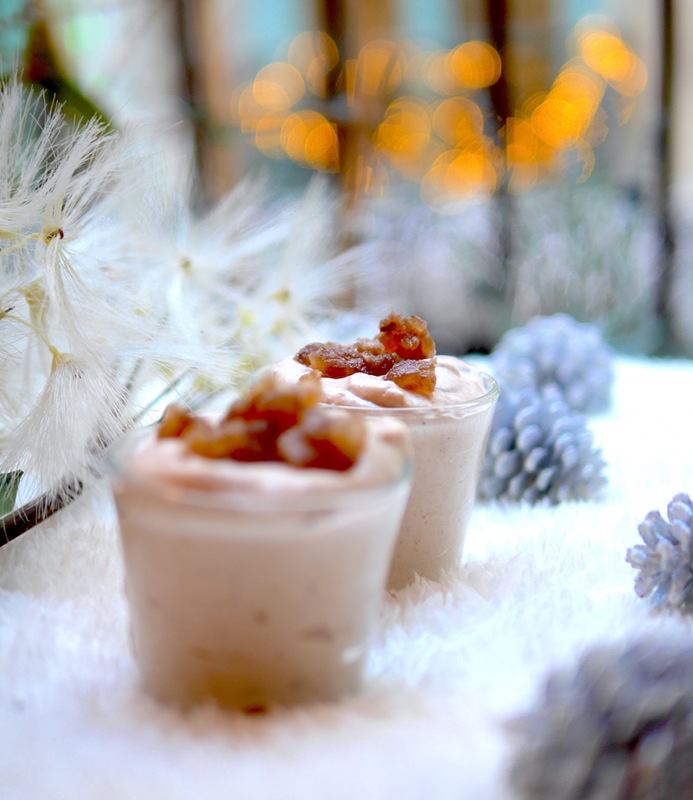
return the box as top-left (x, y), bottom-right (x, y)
top-left (108, 428), bottom-right (412, 712)
top-left (331, 363), bottom-right (499, 590)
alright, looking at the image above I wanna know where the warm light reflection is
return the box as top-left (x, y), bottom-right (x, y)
top-left (356, 40), bottom-right (407, 97)
top-left (506, 117), bottom-right (543, 165)
top-left (578, 28), bottom-right (647, 95)
top-left (236, 84), bottom-right (264, 131)
top-left (253, 63), bottom-right (305, 110)
top-left (432, 97), bottom-right (484, 147)
top-left (532, 96), bottom-right (580, 148)
top-left (232, 19), bottom-right (647, 198)
top-left (254, 113), bottom-right (287, 157)
top-left (451, 152), bottom-right (496, 195)
top-left (375, 97), bottom-right (431, 168)
top-left (280, 111), bottom-right (339, 171)
top-left (422, 148), bottom-right (497, 208)
top-left (531, 64), bottom-right (604, 149)
top-left (555, 62), bottom-right (604, 110)
top-left (449, 41), bottom-right (502, 89)
top-left (423, 50), bottom-right (459, 96)
top-left (287, 31), bottom-right (340, 98)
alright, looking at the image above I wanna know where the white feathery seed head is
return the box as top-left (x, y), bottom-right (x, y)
top-left (1, 353), bottom-right (128, 500)
top-left (0, 78), bottom-right (363, 512)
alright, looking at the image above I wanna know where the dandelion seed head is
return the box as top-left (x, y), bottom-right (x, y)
top-left (0, 78), bottom-right (369, 515)
top-left (0, 355), bottom-right (130, 497)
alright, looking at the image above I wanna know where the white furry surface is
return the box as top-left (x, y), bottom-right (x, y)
top-left (1, 358), bottom-right (692, 800)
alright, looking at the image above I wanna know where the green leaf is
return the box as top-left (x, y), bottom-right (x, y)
top-left (0, 471), bottom-right (22, 516)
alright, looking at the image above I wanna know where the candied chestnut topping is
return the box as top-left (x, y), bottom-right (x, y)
top-left (158, 403), bottom-right (196, 439)
top-left (295, 339), bottom-right (397, 379)
top-left (294, 312), bottom-right (437, 395)
top-left (377, 312), bottom-right (436, 361)
top-left (385, 358), bottom-right (436, 397)
top-left (157, 373), bottom-right (365, 471)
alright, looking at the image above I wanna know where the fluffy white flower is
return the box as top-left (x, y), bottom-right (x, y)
top-left (1, 354), bottom-right (128, 499)
top-left (121, 173), bottom-right (357, 380)
top-left (0, 79), bottom-right (366, 517)
top-left (0, 78), bottom-right (67, 238)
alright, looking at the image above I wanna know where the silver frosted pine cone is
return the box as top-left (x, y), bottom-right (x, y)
top-left (626, 493), bottom-right (693, 613)
top-left (491, 314), bottom-right (614, 414)
top-left (479, 385), bottom-right (607, 504)
top-left (508, 637), bottom-right (693, 800)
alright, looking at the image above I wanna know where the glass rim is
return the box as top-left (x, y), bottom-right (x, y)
top-left (106, 426), bottom-right (414, 513)
top-left (324, 366), bottom-right (500, 416)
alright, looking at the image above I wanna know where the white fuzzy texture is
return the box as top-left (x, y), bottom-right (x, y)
top-left (0, 357), bottom-right (692, 800)
top-left (0, 80), bottom-right (368, 497)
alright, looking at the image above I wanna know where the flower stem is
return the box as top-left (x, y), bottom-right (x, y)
top-left (0, 482), bottom-right (83, 547)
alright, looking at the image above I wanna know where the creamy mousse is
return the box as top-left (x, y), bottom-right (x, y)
top-left (270, 313), bottom-right (499, 589)
top-left (274, 351), bottom-right (487, 410)
top-left (110, 372), bottom-right (411, 711)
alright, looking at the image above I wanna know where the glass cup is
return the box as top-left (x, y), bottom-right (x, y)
top-left (108, 427), bottom-right (412, 712)
top-left (331, 363), bottom-right (499, 590)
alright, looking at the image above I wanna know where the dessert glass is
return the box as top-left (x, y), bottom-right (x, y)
top-left (108, 428), bottom-right (412, 712)
top-left (330, 363), bottom-right (499, 590)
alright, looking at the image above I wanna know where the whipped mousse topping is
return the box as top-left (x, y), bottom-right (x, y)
top-left (125, 371), bottom-right (410, 493)
top-left (157, 371), bottom-right (363, 471)
top-left (282, 313), bottom-right (487, 409)
top-left (295, 312), bottom-right (437, 397)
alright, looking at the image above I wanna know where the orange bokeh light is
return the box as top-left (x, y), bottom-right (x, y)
top-left (506, 117), bottom-right (540, 164)
top-left (233, 18), bottom-right (647, 198)
top-left (252, 63), bottom-right (305, 111)
top-left (423, 148), bottom-right (497, 202)
top-left (422, 50), bottom-right (459, 96)
top-left (253, 113), bottom-right (288, 157)
top-left (287, 31), bottom-right (340, 98)
top-left (449, 41), bottom-right (502, 89)
top-left (532, 95), bottom-right (584, 148)
top-left (288, 31), bottom-right (340, 74)
top-left (432, 97), bottom-right (484, 147)
top-left (281, 111), bottom-right (339, 171)
top-left (531, 64), bottom-right (604, 149)
top-left (356, 40), bottom-right (407, 97)
top-left (505, 115), bottom-right (554, 192)
top-left (236, 83), bottom-right (264, 131)
top-left (578, 29), bottom-right (647, 94)
top-left (376, 99), bottom-right (430, 154)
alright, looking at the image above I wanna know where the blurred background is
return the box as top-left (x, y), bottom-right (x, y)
top-left (2, 0), bottom-right (691, 357)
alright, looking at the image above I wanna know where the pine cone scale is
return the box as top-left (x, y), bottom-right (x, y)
top-left (490, 313), bottom-right (614, 415)
top-left (495, 449), bottom-right (523, 479)
top-left (509, 638), bottom-right (693, 800)
top-left (627, 494), bottom-right (693, 614)
top-left (516, 422), bottom-right (543, 452)
top-left (480, 313), bottom-right (609, 505)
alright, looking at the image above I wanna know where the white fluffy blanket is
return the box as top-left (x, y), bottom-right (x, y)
top-left (1, 358), bottom-right (692, 800)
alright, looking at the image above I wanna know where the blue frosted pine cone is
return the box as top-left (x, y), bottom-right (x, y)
top-left (479, 385), bottom-right (607, 504)
top-left (491, 314), bottom-right (614, 414)
top-left (508, 637), bottom-right (693, 800)
top-left (626, 493), bottom-right (693, 613)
